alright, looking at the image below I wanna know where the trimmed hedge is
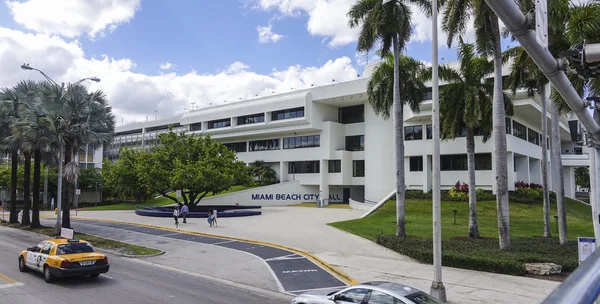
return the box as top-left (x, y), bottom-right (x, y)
top-left (377, 234), bottom-right (578, 276)
top-left (405, 190), bottom-right (495, 202)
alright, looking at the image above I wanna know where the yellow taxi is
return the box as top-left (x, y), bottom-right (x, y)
top-left (18, 238), bottom-right (110, 283)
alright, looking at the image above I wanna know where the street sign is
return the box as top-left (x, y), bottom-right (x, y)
top-left (75, 189), bottom-right (81, 195)
top-left (535, 0), bottom-right (548, 48)
top-left (60, 227), bottom-right (74, 239)
top-left (578, 237), bottom-right (596, 265)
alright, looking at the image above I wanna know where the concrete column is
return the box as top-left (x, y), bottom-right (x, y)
top-left (279, 161), bottom-right (287, 183)
top-left (230, 117), bottom-right (237, 127)
top-left (320, 159), bottom-right (329, 206)
top-left (563, 167), bottom-right (576, 199)
top-left (423, 154), bottom-right (432, 193)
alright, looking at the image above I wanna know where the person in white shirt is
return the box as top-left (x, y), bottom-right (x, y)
top-left (173, 207), bottom-right (179, 227)
top-left (212, 209), bottom-right (218, 227)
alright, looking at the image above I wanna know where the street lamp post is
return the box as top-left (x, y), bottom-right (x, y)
top-left (20, 63), bottom-right (100, 232)
top-left (154, 110), bottom-right (158, 120)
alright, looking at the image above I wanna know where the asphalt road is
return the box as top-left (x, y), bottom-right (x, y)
top-left (0, 226), bottom-right (292, 304)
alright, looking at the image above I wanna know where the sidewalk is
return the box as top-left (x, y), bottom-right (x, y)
top-left (44, 208), bottom-right (560, 303)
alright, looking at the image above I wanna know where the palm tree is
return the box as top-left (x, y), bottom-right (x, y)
top-left (0, 87), bottom-right (20, 223)
top-left (11, 81), bottom-right (54, 228)
top-left (42, 83), bottom-right (115, 228)
top-left (504, 46), bottom-right (553, 238)
top-left (443, 0), bottom-right (511, 250)
top-left (348, 0), bottom-right (434, 238)
top-left (249, 161), bottom-right (277, 185)
top-left (367, 53), bottom-right (428, 235)
top-left (436, 37), bottom-right (512, 238)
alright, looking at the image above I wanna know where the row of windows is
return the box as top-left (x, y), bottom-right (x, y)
top-left (208, 118), bottom-right (231, 129)
top-left (406, 125), bottom-right (485, 141)
top-left (224, 142), bottom-right (247, 153)
top-left (249, 139), bottom-right (280, 152)
top-left (283, 135), bottom-right (320, 149)
top-left (272, 107), bottom-right (305, 121)
top-left (238, 113), bottom-right (265, 125)
top-left (409, 153), bottom-right (493, 171)
top-left (288, 160), bottom-right (365, 177)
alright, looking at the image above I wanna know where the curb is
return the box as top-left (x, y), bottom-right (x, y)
top-left (71, 216), bottom-right (360, 285)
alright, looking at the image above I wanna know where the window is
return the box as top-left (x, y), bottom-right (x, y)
top-left (512, 121), bottom-right (527, 141)
top-left (353, 160), bottom-right (365, 177)
top-left (190, 122), bottom-right (202, 132)
top-left (405, 126), bottom-right (423, 141)
top-left (338, 105), bottom-right (364, 124)
top-left (405, 291), bottom-right (445, 304)
top-left (423, 87), bottom-right (433, 100)
top-left (146, 123), bottom-right (180, 132)
top-left (575, 147), bottom-right (583, 155)
top-left (86, 163), bottom-right (95, 169)
top-left (506, 118), bottom-right (512, 134)
top-left (367, 290), bottom-right (403, 304)
top-left (237, 113), bottom-right (265, 125)
top-left (335, 288), bottom-right (370, 303)
top-left (410, 156), bottom-right (423, 172)
top-left (41, 242), bottom-right (53, 254)
top-left (329, 160), bottom-right (341, 173)
top-left (528, 128), bottom-right (540, 145)
top-left (283, 135), bottom-right (320, 149)
top-left (224, 142), bottom-right (247, 153)
top-left (271, 107), bottom-right (305, 121)
top-left (440, 154), bottom-right (467, 171)
top-left (87, 152), bottom-right (93, 162)
top-left (426, 124), bottom-right (433, 139)
top-left (346, 135), bottom-right (365, 151)
top-left (288, 161), bottom-right (320, 174)
top-left (249, 139), bottom-right (280, 152)
top-left (475, 153), bottom-right (492, 170)
top-left (208, 118), bottom-right (231, 129)
top-left (57, 243), bottom-right (95, 255)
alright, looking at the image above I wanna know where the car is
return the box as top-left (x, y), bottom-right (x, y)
top-left (18, 238), bottom-right (110, 283)
top-left (290, 281), bottom-right (444, 304)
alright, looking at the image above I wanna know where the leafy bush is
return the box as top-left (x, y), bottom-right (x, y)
top-left (405, 190), bottom-right (432, 199)
top-left (448, 187), bottom-right (468, 200)
top-left (376, 234), bottom-right (578, 276)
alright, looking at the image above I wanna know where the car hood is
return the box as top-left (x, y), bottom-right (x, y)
top-left (297, 287), bottom-right (344, 299)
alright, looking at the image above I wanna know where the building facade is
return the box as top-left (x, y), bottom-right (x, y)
top-left (102, 61), bottom-right (589, 208)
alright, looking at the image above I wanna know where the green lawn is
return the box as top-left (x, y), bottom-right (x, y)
top-left (329, 198), bottom-right (593, 276)
top-left (82, 185), bottom-right (257, 211)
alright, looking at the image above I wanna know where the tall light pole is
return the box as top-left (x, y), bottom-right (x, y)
top-left (20, 63), bottom-right (100, 232)
top-left (154, 110), bottom-right (158, 120)
top-left (430, 0), bottom-right (446, 301)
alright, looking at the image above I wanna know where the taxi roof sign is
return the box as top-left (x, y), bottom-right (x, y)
top-left (67, 238), bottom-right (80, 242)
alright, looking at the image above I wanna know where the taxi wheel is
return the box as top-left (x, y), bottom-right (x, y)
top-left (18, 257), bottom-right (28, 272)
top-left (43, 266), bottom-right (55, 283)
top-left (90, 273), bottom-right (100, 278)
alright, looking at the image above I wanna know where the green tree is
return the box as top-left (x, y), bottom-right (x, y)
top-left (249, 161), bottom-right (278, 185)
top-left (443, 0), bottom-right (511, 250)
top-left (348, 0), bottom-right (435, 239)
top-left (78, 168), bottom-right (103, 190)
top-left (437, 37), bottom-right (512, 238)
top-left (134, 131), bottom-right (251, 207)
top-left (0, 85), bottom-right (23, 223)
top-left (575, 166), bottom-right (590, 189)
top-left (102, 154), bottom-right (152, 202)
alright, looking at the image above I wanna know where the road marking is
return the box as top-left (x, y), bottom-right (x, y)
top-left (213, 240), bottom-right (235, 245)
top-left (0, 272), bottom-right (18, 284)
top-left (281, 269), bottom-right (318, 274)
top-left (0, 282), bottom-right (24, 289)
top-left (265, 254), bottom-right (305, 261)
top-left (287, 285), bottom-right (347, 294)
top-left (101, 274), bottom-right (114, 280)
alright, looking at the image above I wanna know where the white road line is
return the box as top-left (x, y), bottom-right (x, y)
top-left (265, 256), bottom-right (306, 262)
top-left (286, 285), bottom-right (347, 294)
top-left (101, 274), bottom-right (114, 280)
top-left (0, 282), bottom-right (24, 289)
top-left (212, 240), bottom-right (235, 245)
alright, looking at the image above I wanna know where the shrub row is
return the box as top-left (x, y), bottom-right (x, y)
top-left (376, 234), bottom-right (578, 276)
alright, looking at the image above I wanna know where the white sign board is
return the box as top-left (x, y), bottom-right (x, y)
top-left (60, 227), bottom-right (74, 239)
top-left (176, 190), bottom-right (182, 198)
top-left (75, 189), bottom-right (81, 195)
top-left (578, 237), bottom-right (596, 265)
top-left (535, 0), bottom-right (548, 48)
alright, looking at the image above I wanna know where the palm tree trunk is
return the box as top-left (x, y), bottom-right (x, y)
top-left (490, 15), bottom-right (510, 250)
top-left (31, 149), bottom-right (41, 228)
top-left (393, 35), bottom-right (406, 238)
top-left (21, 152), bottom-right (31, 225)
top-left (466, 127), bottom-right (479, 238)
top-left (9, 149), bottom-right (18, 223)
top-left (540, 84), bottom-right (551, 238)
top-left (550, 101), bottom-right (568, 244)
top-left (61, 144), bottom-right (72, 229)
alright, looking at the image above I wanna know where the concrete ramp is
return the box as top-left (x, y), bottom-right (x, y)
top-left (361, 190), bottom-right (396, 218)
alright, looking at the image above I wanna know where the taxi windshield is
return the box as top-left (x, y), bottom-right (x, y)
top-left (56, 243), bottom-right (94, 255)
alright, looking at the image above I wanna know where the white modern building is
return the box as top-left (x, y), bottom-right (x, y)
top-left (103, 61), bottom-right (589, 209)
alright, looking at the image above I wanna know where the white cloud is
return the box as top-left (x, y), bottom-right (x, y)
top-left (256, 24), bottom-right (285, 43)
top-left (253, 0), bottom-right (359, 47)
top-left (159, 62), bottom-right (173, 70)
top-left (6, 0), bottom-right (141, 38)
top-left (0, 27), bottom-right (359, 124)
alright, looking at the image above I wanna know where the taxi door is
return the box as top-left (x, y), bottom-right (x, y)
top-left (36, 242), bottom-right (54, 272)
top-left (26, 241), bottom-right (46, 271)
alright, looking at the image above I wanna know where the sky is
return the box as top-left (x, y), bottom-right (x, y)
top-left (0, 0), bottom-right (493, 124)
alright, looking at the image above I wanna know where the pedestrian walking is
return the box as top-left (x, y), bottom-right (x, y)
top-left (181, 204), bottom-right (189, 223)
top-left (212, 208), bottom-right (218, 227)
top-left (173, 207), bottom-right (179, 228)
top-left (207, 211), bottom-right (213, 227)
